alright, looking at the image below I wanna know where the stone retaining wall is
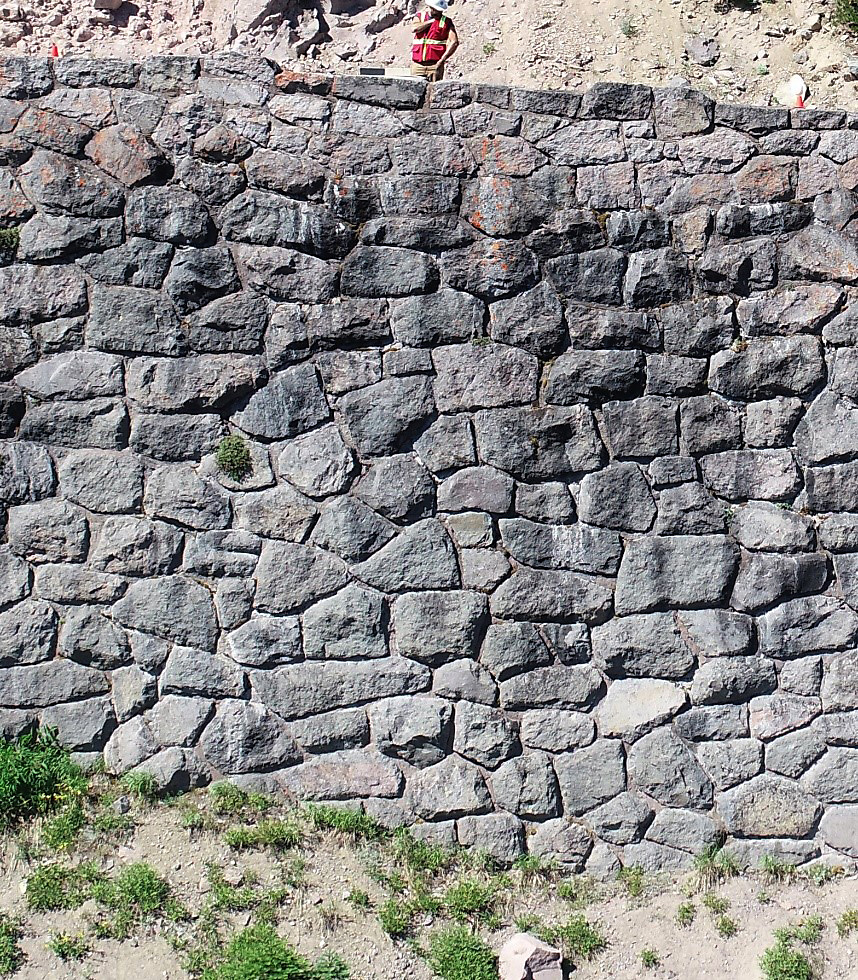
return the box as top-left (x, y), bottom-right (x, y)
top-left (1, 54), bottom-right (857, 872)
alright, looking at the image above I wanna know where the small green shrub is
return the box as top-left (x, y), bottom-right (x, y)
top-left (512, 854), bottom-right (556, 884)
top-left (676, 901), bottom-right (696, 927)
top-left (618, 866), bottom-right (645, 898)
top-left (482, 42), bottom-right (496, 56)
top-left (43, 800), bottom-right (87, 850)
top-left (837, 908), bottom-right (858, 937)
top-left (26, 862), bottom-right (105, 912)
top-left (216, 435), bottom-right (253, 482)
top-left (834, 0), bottom-right (858, 26)
top-left (202, 924), bottom-right (310, 980)
top-left (313, 953), bottom-right (350, 980)
top-left (378, 897), bottom-right (413, 938)
top-left (224, 820), bottom-right (300, 852)
top-left (716, 915), bottom-right (738, 938)
top-left (694, 844), bottom-right (738, 890)
top-left (620, 17), bottom-right (639, 38)
top-left (426, 925), bottom-right (497, 980)
top-left (0, 227), bottom-right (20, 259)
top-left (702, 893), bottom-right (729, 916)
top-left (640, 947), bottom-right (660, 968)
top-left (759, 943), bottom-right (813, 980)
top-left (542, 915), bottom-right (606, 961)
top-left (46, 932), bottom-right (89, 962)
top-left (776, 916), bottom-right (823, 947)
top-left (804, 863), bottom-right (840, 887)
top-left (0, 729), bottom-right (88, 829)
top-left (346, 889), bottom-right (370, 911)
top-left (0, 916), bottom-right (23, 975)
top-left (306, 804), bottom-right (385, 842)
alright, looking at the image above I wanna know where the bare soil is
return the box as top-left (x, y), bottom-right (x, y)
top-left (5, 0), bottom-right (858, 108)
top-left (1, 789), bottom-right (857, 980)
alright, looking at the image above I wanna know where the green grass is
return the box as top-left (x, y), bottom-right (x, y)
top-left (313, 953), bottom-right (350, 980)
top-left (513, 913), bottom-right (544, 933)
top-left (776, 916), bottom-right (824, 947)
top-left (618, 866), bottom-right (645, 898)
top-left (640, 947), bottom-right (660, 968)
top-left (305, 805), bottom-right (385, 842)
top-left (46, 932), bottom-right (89, 962)
top-left (346, 889), bottom-right (370, 911)
top-left (90, 862), bottom-right (171, 939)
top-left (760, 855), bottom-right (799, 883)
top-left (378, 897), bottom-right (413, 938)
top-left (199, 923), bottom-right (349, 980)
top-left (426, 925), bottom-right (497, 980)
top-left (224, 819), bottom-right (301, 852)
top-left (512, 854), bottom-right (556, 884)
top-left (837, 908), bottom-right (858, 938)
top-left (443, 878), bottom-right (497, 924)
top-left (716, 915), bottom-right (738, 938)
top-left (835, 0), bottom-right (858, 25)
top-left (209, 783), bottom-right (273, 817)
top-left (556, 876), bottom-right (598, 908)
top-left (694, 844), bottom-right (739, 890)
top-left (120, 771), bottom-right (158, 801)
top-left (42, 800), bottom-right (87, 850)
top-left (26, 862), bottom-right (105, 912)
top-left (0, 729), bottom-right (88, 829)
top-left (541, 915), bottom-right (606, 961)
top-left (0, 916), bottom-right (23, 975)
top-left (390, 828), bottom-right (452, 874)
top-left (216, 435), bottom-right (253, 482)
top-left (676, 901), bottom-right (696, 927)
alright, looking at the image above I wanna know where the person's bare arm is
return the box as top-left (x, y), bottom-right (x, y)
top-left (412, 15), bottom-right (431, 35)
top-left (437, 26), bottom-right (459, 66)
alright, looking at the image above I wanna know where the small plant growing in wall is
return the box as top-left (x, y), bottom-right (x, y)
top-left (0, 226), bottom-right (20, 262)
top-left (216, 435), bottom-right (252, 482)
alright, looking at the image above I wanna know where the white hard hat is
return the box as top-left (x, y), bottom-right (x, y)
top-left (427, 0), bottom-right (449, 10)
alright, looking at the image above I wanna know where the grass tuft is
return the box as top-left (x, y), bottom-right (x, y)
top-left (209, 782), bottom-right (272, 817)
top-left (443, 877), bottom-right (497, 924)
top-left (556, 876), bottom-right (598, 908)
top-left (693, 844), bottom-right (738, 891)
top-left (716, 915), bottom-right (738, 938)
top-left (224, 819), bottom-right (301, 852)
top-left (305, 804), bottom-right (385, 842)
top-left (759, 943), bottom-right (814, 980)
top-left (199, 922), bottom-right (347, 980)
top-left (760, 855), bottom-right (799, 883)
top-left (120, 771), bottom-right (158, 802)
top-left (0, 729), bottom-right (88, 829)
top-left (378, 897), bottom-right (413, 938)
top-left (426, 925), bottom-right (497, 980)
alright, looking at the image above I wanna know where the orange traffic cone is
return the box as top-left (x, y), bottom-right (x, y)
top-left (795, 93), bottom-right (805, 109)
top-left (788, 73), bottom-right (808, 109)
top-left (49, 43), bottom-right (58, 57)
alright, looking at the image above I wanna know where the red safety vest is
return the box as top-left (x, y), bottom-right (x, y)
top-left (412, 12), bottom-right (451, 65)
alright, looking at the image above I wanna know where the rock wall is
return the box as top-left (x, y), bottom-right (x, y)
top-left (1, 54), bottom-right (858, 872)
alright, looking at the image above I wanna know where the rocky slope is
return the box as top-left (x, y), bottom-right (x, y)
top-left (4, 0), bottom-right (858, 107)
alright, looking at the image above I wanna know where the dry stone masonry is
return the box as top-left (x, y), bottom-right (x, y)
top-left (1, 54), bottom-right (857, 872)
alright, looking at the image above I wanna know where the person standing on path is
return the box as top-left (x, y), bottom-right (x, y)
top-left (411, 0), bottom-right (459, 81)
